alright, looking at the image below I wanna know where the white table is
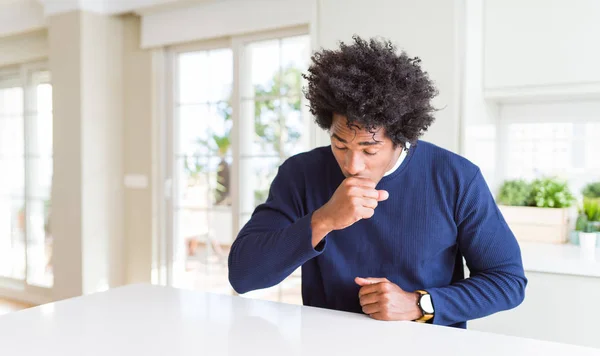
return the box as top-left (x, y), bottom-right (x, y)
top-left (0, 284), bottom-right (598, 356)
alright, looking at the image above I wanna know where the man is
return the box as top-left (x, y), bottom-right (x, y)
top-left (228, 36), bottom-right (526, 328)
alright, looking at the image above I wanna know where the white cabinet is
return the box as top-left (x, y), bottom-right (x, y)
top-left (483, 0), bottom-right (600, 94)
top-left (470, 271), bottom-right (600, 349)
top-left (468, 242), bottom-right (600, 349)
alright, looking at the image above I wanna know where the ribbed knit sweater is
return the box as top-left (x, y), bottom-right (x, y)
top-left (228, 141), bottom-right (527, 328)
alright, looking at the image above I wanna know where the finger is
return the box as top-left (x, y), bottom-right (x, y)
top-left (355, 277), bottom-right (371, 287)
top-left (361, 198), bottom-right (378, 209)
top-left (361, 189), bottom-right (379, 200)
top-left (359, 277), bottom-right (390, 285)
top-left (362, 302), bottom-right (381, 315)
top-left (357, 283), bottom-right (385, 297)
top-left (345, 177), bottom-right (376, 189)
top-left (347, 186), bottom-right (378, 200)
top-left (359, 292), bottom-right (380, 306)
top-left (359, 207), bottom-right (375, 219)
top-left (358, 286), bottom-right (380, 298)
top-left (356, 277), bottom-right (381, 287)
top-left (377, 190), bottom-right (389, 201)
top-left (369, 312), bottom-right (387, 321)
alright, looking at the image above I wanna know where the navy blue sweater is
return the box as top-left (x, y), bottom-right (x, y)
top-left (228, 141), bottom-right (527, 328)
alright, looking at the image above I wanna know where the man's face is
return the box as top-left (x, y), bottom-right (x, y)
top-left (330, 113), bottom-right (402, 184)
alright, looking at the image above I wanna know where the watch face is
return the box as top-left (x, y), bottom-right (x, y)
top-left (421, 294), bottom-right (434, 314)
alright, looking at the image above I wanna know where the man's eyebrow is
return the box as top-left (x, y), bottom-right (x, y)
top-left (331, 133), bottom-right (382, 146)
top-left (331, 133), bottom-right (347, 143)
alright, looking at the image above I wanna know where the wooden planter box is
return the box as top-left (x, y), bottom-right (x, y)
top-left (498, 205), bottom-right (570, 244)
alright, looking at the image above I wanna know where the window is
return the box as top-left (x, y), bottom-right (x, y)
top-left (504, 122), bottom-right (600, 195)
top-left (0, 66), bottom-right (53, 288)
top-left (239, 35), bottom-right (311, 226)
top-left (495, 102), bottom-right (600, 196)
top-left (173, 47), bottom-right (234, 294)
top-left (167, 29), bottom-right (310, 304)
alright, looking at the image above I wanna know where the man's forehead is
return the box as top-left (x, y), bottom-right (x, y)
top-left (331, 116), bottom-right (385, 141)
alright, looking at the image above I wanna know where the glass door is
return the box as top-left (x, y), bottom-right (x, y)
top-left (166, 29), bottom-right (311, 304)
top-left (0, 65), bottom-right (53, 296)
top-left (169, 44), bottom-right (235, 293)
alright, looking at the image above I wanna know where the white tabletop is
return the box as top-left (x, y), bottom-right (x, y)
top-left (0, 284), bottom-right (598, 355)
top-left (520, 241), bottom-right (600, 278)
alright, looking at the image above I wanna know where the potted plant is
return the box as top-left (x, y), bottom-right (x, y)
top-left (497, 177), bottom-right (575, 244)
top-left (578, 197), bottom-right (600, 251)
top-left (572, 182), bottom-right (600, 247)
top-left (497, 179), bottom-right (531, 206)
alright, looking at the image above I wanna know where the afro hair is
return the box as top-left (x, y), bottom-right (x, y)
top-left (303, 35), bottom-right (438, 149)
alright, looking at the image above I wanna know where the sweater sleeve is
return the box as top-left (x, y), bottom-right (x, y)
top-left (228, 160), bottom-right (326, 294)
top-left (426, 169), bottom-right (527, 326)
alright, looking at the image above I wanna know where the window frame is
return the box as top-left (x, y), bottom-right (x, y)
top-left (0, 60), bottom-right (53, 304)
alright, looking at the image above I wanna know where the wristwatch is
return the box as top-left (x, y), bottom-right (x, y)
top-left (415, 290), bottom-right (434, 323)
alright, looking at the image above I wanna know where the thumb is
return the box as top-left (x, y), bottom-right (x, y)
top-left (355, 277), bottom-right (389, 286)
top-left (377, 190), bottom-right (389, 201)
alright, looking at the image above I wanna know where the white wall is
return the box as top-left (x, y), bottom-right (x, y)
top-left (140, 0), bottom-right (313, 48)
top-left (462, 0), bottom-right (499, 189)
top-left (80, 11), bottom-right (125, 292)
top-left (315, 0), bottom-right (463, 152)
top-left (0, 30), bottom-right (48, 68)
top-left (49, 11), bottom-right (125, 299)
top-left (0, 0), bottom-right (45, 38)
top-left (122, 15), bottom-right (156, 284)
top-left (48, 11), bottom-right (84, 300)
top-left (484, 0), bottom-right (600, 90)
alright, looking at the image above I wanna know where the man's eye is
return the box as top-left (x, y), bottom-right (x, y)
top-left (335, 146), bottom-right (348, 151)
top-left (364, 151), bottom-right (377, 156)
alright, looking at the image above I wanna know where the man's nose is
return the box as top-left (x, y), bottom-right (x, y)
top-left (345, 151), bottom-right (365, 176)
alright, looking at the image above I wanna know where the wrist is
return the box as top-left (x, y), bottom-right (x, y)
top-left (311, 208), bottom-right (332, 247)
top-left (411, 292), bottom-right (423, 319)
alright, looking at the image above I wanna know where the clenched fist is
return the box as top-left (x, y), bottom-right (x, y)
top-left (355, 277), bottom-right (422, 321)
top-left (311, 177), bottom-right (388, 247)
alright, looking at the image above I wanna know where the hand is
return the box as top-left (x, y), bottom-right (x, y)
top-left (355, 277), bottom-right (422, 321)
top-left (311, 178), bottom-right (388, 247)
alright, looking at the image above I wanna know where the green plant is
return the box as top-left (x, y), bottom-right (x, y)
top-left (582, 182), bottom-right (600, 199)
top-left (497, 179), bottom-right (531, 206)
top-left (575, 214), bottom-right (588, 232)
top-left (582, 197), bottom-right (600, 222)
top-left (527, 177), bottom-right (575, 208)
top-left (184, 101), bottom-right (233, 205)
top-left (254, 66), bottom-right (303, 154)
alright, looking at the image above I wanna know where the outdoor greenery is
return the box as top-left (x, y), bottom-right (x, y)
top-left (183, 66), bottom-right (303, 207)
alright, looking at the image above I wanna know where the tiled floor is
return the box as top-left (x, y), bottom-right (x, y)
top-left (0, 298), bottom-right (32, 316)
